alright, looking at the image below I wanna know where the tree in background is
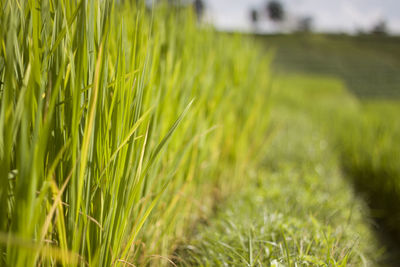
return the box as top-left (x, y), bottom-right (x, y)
top-left (248, 0), bottom-right (314, 33)
top-left (297, 16), bottom-right (313, 32)
top-left (371, 20), bottom-right (387, 35)
top-left (193, 0), bottom-right (204, 22)
top-left (250, 9), bottom-right (259, 29)
top-left (266, 1), bottom-right (285, 22)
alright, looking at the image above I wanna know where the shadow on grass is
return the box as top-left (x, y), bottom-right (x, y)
top-left (343, 166), bottom-right (400, 265)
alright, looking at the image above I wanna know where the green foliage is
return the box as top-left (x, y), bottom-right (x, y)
top-left (174, 33), bottom-right (400, 266)
top-left (175, 76), bottom-right (379, 266)
top-left (265, 34), bottom-right (400, 261)
top-left (273, 73), bottom-right (400, 262)
top-left (337, 101), bottom-right (400, 251)
top-left (0, 1), bottom-right (271, 265)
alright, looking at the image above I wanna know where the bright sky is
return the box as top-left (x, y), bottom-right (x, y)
top-left (205, 0), bottom-right (400, 34)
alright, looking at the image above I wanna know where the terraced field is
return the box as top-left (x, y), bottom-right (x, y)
top-left (262, 34), bottom-right (400, 98)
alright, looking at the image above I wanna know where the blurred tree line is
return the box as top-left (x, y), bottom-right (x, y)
top-left (250, 1), bottom-right (312, 33)
top-left (249, 0), bottom-right (389, 35)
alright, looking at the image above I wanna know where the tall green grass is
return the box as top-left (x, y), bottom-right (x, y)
top-left (0, 0), bottom-right (271, 265)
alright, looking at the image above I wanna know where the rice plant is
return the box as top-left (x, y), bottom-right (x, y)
top-left (0, 0), bottom-right (271, 265)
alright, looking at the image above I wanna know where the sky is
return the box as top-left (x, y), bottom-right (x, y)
top-left (204, 0), bottom-right (400, 34)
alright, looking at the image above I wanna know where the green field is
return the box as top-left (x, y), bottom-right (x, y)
top-left (175, 75), bottom-right (380, 266)
top-left (261, 34), bottom-right (400, 98)
top-left (265, 35), bottom-right (400, 261)
top-left (174, 36), bottom-right (400, 265)
top-left (1, 1), bottom-right (400, 266)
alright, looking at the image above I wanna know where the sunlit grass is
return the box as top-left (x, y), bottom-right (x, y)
top-left (0, 1), bottom-right (271, 265)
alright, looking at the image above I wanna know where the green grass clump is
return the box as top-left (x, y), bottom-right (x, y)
top-left (0, 1), bottom-right (271, 265)
top-left (174, 75), bottom-right (380, 266)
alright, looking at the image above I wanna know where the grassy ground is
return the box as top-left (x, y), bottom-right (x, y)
top-left (264, 35), bottom-right (400, 260)
top-left (274, 74), bottom-right (400, 262)
top-left (175, 74), bottom-right (382, 266)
